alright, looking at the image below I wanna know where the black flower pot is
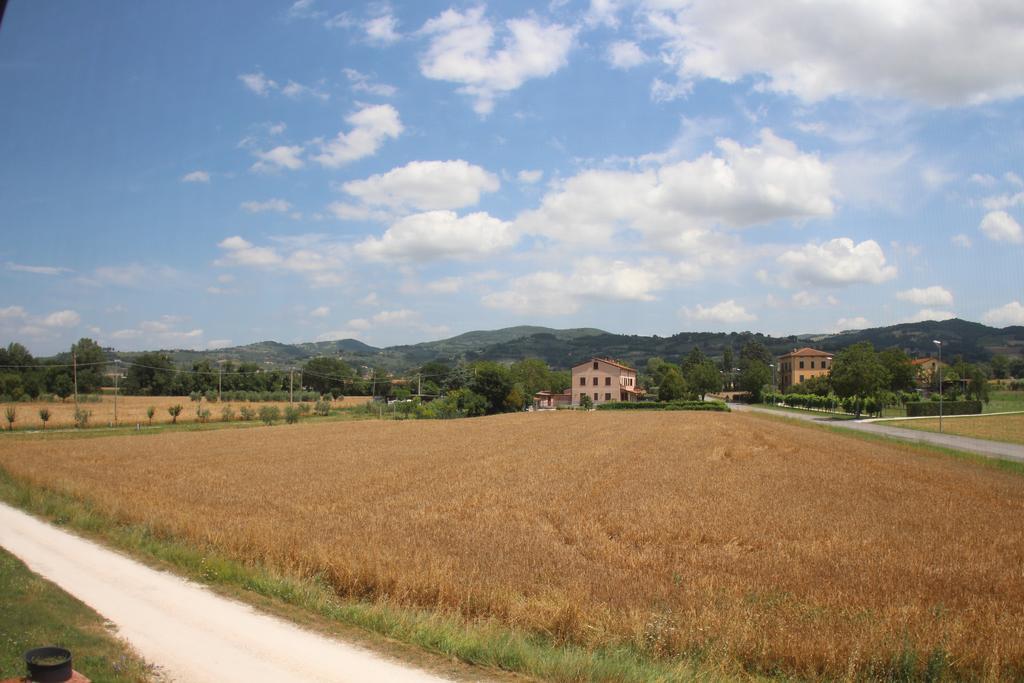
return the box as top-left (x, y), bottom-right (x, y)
top-left (24, 646), bottom-right (72, 683)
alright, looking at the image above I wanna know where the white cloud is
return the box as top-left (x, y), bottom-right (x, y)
top-left (650, 78), bottom-right (692, 103)
top-left (207, 339), bottom-right (232, 349)
top-left (834, 316), bottom-right (871, 332)
top-left (517, 169), bottom-right (543, 184)
top-left (516, 129), bottom-right (834, 249)
top-left (586, 0), bottom-right (622, 28)
top-left (419, 6), bottom-right (574, 115)
top-left (84, 264), bottom-right (183, 288)
top-left (312, 104), bottom-right (403, 168)
top-left (342, 68), bottom-right (397, 97)
top-left (216, 236), bottom-right (282, 267)
top-left (979, 210), bottom-right (1024, 243)
top-left (1007, 172), bottom-right (1024, 187)
top-left (982, 301), bottom-right (1024, 327)
top-left (607, 41), bottom-right (648, 69)
top-left (309, 306), bottom-right (330, 318)
top-left (921, 166), bottom-right (956, 190)
top-left (981, 192), bottom-right (1024, 211)
top-left (777, 238), bottom-right (897, 287)
top-left (969, 173), bottom-right (997, 186)
top-left (681, 300), bottom-right (756, 325)
top-left (281, 80), bottom-right (329, 101)
top-left (483, 257), bottom-right (700, 316)
top-left (6, 262), bottom-right (70, 275)
top-left (356, 210), bottom-right (517, 262)
top-left (241, 198), bottom-right (293, 213)
top-left (0, 306), bottom-right (26, 321)
top-left (364, 10), bottom-right (400, 44)
top-left (268, 122), bottom-right (287, 136)
top-left (215, 235), bottom-right (347, 287)
top-left (424, 276), bottom-right (465, 294)
top-left (40, 310), bottom-right (80, 328)
top-left (239, 72), bottom-right (278, 96)
top-left (896, 285), bottom-right (954, 307)
top-left (340, 160), bottom-right (499, 213)
top-left (181, 170), bottom-right (210, 183)
top-left (251, 145), bottom-right (305, 173)
top-left (641, 1), bottom-right (1024, 106)
top-left (902, 308), bottom-right (956, 323)
top-left (110, 316), bottom-right (204, 348)
top-left (951, 233), bottom-right (972, 248)
top-left (791, 290), bottom-right (837, 307)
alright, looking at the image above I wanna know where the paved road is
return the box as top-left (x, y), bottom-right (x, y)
top-left (0, 503), bottom-right (455, 683)
top-left (731, 403), bottom-right (1024, 463)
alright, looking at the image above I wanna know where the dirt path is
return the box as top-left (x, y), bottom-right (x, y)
top-left (0, 503), bottom-right (454, 683)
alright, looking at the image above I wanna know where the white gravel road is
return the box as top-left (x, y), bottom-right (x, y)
top-left (0, 502), bottom-right (454, 683)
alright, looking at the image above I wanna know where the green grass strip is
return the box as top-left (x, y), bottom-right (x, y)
top-left (0, 467), bottom-right (728, 683)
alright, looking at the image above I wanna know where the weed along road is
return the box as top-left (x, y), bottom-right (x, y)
top-left (0, 503), bottom-right (454, 683)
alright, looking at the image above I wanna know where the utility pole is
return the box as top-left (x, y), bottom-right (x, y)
top-left (72, 351), bottom-right (79, 409)
top-left (113, 361), bottom-right (119, 425)
top-left (933, 340), bottom-right (943, 433)
top-left (218, 365), bottom-right (223, 402)
top-left (289, 368), bottom-right (294, 404)
top-left (417, 373), bottom-right (422, 397)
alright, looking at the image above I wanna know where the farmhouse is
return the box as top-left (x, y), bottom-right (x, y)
top-left (911, 357), bottom-right (948, 388)
top-left (571, 357), bottom-right (640, 405)
top-left (777, 347), bottom-right (832, 391)
top-left (533, 389), bottom-right (572, 409)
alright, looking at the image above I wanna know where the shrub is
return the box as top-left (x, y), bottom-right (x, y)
top-left (221, 406), bottom-right (236, 422)
top-left (284, 405), bottom-right (301, 424)
top-left (259, 405), bottom-right (280, 425)
top-left (239, 406), bottom-right (257, 421)
top-left (189, 391), bottom-right (202, 403)
top-left (4, 406), bottom-right (15, 431)
top-left (579, 394), bottom-right (593, 410)
top-left (314, 398), bottom-right (332, 416)
top-left (38, 408), bottom-right (50, 429)
top-left (168, 404), bottom-right (183, 424)
top-left (73, 408), bottom-right (91, 429)
top-left (146, 406), bottom-right (156, 425)
top-left (196, 407), bottom-right (211, 423)
top-left (906, 400), bottom-right (983, 417)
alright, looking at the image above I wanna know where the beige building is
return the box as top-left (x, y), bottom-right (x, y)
top-left (911, 357), bottom-right (947, 388)
top-left (571, 357), bottom-right (640, 405)
top-left (777, 347), bottom-right (832, 391)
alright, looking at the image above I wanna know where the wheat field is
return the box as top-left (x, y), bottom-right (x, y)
top-left (1, 411), bottom-right (1022, 678)
top-left (0, 395), bottom-right (373, 429)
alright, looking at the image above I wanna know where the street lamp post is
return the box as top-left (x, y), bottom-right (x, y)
top-left (933, 340), bottom-right (943, 433)
top-left (769, 363), bottom-right (776, 402)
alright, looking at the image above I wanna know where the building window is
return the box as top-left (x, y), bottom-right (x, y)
top-left (593, 361), bottom-right (599, 370)
top-left (799, 360), bottom-right (805, 369)
top-left (593, 392), bottom-right (598, 400)
top-left (605, 377), bottom-right (611, 386)
top-left (799, 375), bottom-right (804, 382)
top-left (822, 361), bottom-right (828, 369)
top-left (810, 360), bottom-right (815, 369)
top-left (592, 377), bottom-right (598, 386)
top-left (604, 393), bottom-right (611, 401)
top-left (579, 377), bottom-right (586, 386)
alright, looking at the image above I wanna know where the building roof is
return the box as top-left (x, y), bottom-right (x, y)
top-left (911, 357), bottom-right (947, 366)
top-left (572, 357), bottom-right (637, 372)
top-left (777, 347), bottom-right (831, 359)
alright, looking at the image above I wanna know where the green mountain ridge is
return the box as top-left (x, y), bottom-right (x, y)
top-left (103, 319), bottom-right (1024, 372)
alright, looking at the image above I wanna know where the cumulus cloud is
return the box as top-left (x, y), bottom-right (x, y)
top-left (281, 80), bottom-right (329, 100)
top-left (0, 306), bottom-right (26, 321)
top-left (356, 210), bottom-right (517, 262)
top-left (215, 235), bottom-right (347, 287)
top-left (309, 305), bottom-right (330, 318)
top-left (791, 290), bottom-right (838, 307)
top-left (216, 236), bottom-right (282, 267)
top-left (239, 72), bottom-right (278, 96)
top-left (951, 233), bottom-right (973, 248)
top-left (241, 198), bottom-right (293, 213)
top-left (419, 6), bottom-right (574, 115)
top-left (607, 41), bottom-right (648, 69)
top-left (82, 264), bottom-right (184, 288)
top-left (516, 129), bottom-right (834, 250)
top-left (483, 258), bottom-right (701, 316)
top-left (902, 308), bottom-right (956, 323)
top-left (40, 310), bottom-right (80, 328)
top-left (312, 104), bottom-right (403, 168)
top-left (979, 210), bottom-right (1024, 243)
top-left (6, 262), bottom-right (70, 276)
top-left (640, 0), bottom-right (1024, 105)
top-left (896, 285), bottom-right (954, 307)
top-left (109, 316), bottom-right (203, 348)
top-left (517, 169), bottom-right (543, 184)
top-left (982, 301), bottom-right (1024, 327)
top-left (251, 145), bottom-right (305, 173)
top-left (776, 238), bottom-right (897, 287)
top-left (364, 10), bottom-right (400, 44)
top-left (980, 192), bottom-right (1024, 211)
top-left (181, 170), bottom-right (210, 183)
top-left (342, 68), bottom-right (397, 97)
top-left (834, 316), bottom-right (871, 332)
top-left (681, 300), bottom-right (756, 325)
top-left (339, 160), bottom-right (499, 214)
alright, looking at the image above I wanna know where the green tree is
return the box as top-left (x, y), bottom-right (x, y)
top-left (1010, 357), bottom-right (1024, 379)
top-left (303, 356), bottom-right (355, 396)
top-left (681, 346), bottom-right (708, 375)
top-left (469, 362), bottom-right (514, 414)
top-left (510, 358), bottom-right (554, 398)
top-left (38, 408), bottom-right (50, 429)
top-left (579, 393), bottom-right (593, 409)
top-left (990, 354), bottom-right (1010, 380)
top-left (70, 338), bottom-right (107, 393)
top-left (4, 406), bottom-right (15, 431)
top-left (146, 406), bottom-right (155, 425)
top-left (738, 361), bottom-right (771, 402)
top-left (740, 340), bottom-right (773, 367)
top-left (721, 347), bottom-right (734, 373)
top-left (657, 367), bottom-right (688, 401)
top-left (878, 347), bottom-right (916, 392)
top-left (124, 352), bottom-right (175, 395)
top-left (685, 359), bottom-right (721, 401)
top-left (167, 404), bottom-right (183, 424)
top-left (829, 342), bottom-right (889, 414)
top-left (792, 374), bottom-right (831, 396)
top-left (967, 365), bottom-right (991, 403)
top-left (53, 374), bottom-right (73, 402)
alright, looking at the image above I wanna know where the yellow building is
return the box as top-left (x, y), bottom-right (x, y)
top-left (571, 357), bottom-right (640, 405)
top-left (776, 347), bottom-right (832, 391)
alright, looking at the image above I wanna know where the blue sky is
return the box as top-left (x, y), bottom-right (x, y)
top-left (1, 0), bottom-right (1023, 355)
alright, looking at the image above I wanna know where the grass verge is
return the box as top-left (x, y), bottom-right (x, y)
top-left (0, 546), bottom-right (154, 681)
top-left (0, 467), bottom-right (728, 683)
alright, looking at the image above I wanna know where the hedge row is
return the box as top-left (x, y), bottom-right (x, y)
top-left (597, 400), bottom-right (730, 412)
top-left (906, 400), bottom-right (983, 417)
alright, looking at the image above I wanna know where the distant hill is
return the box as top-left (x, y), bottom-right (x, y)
top-left (106, 319), bottom-right (1024, 372)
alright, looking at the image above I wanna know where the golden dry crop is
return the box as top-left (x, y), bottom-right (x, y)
top-left (886, 414), bottom-right (1024, 446)
top-left (0, 395), bottom-right (372, 429)
top-left (1, 411), bottom-right (1023, 679)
